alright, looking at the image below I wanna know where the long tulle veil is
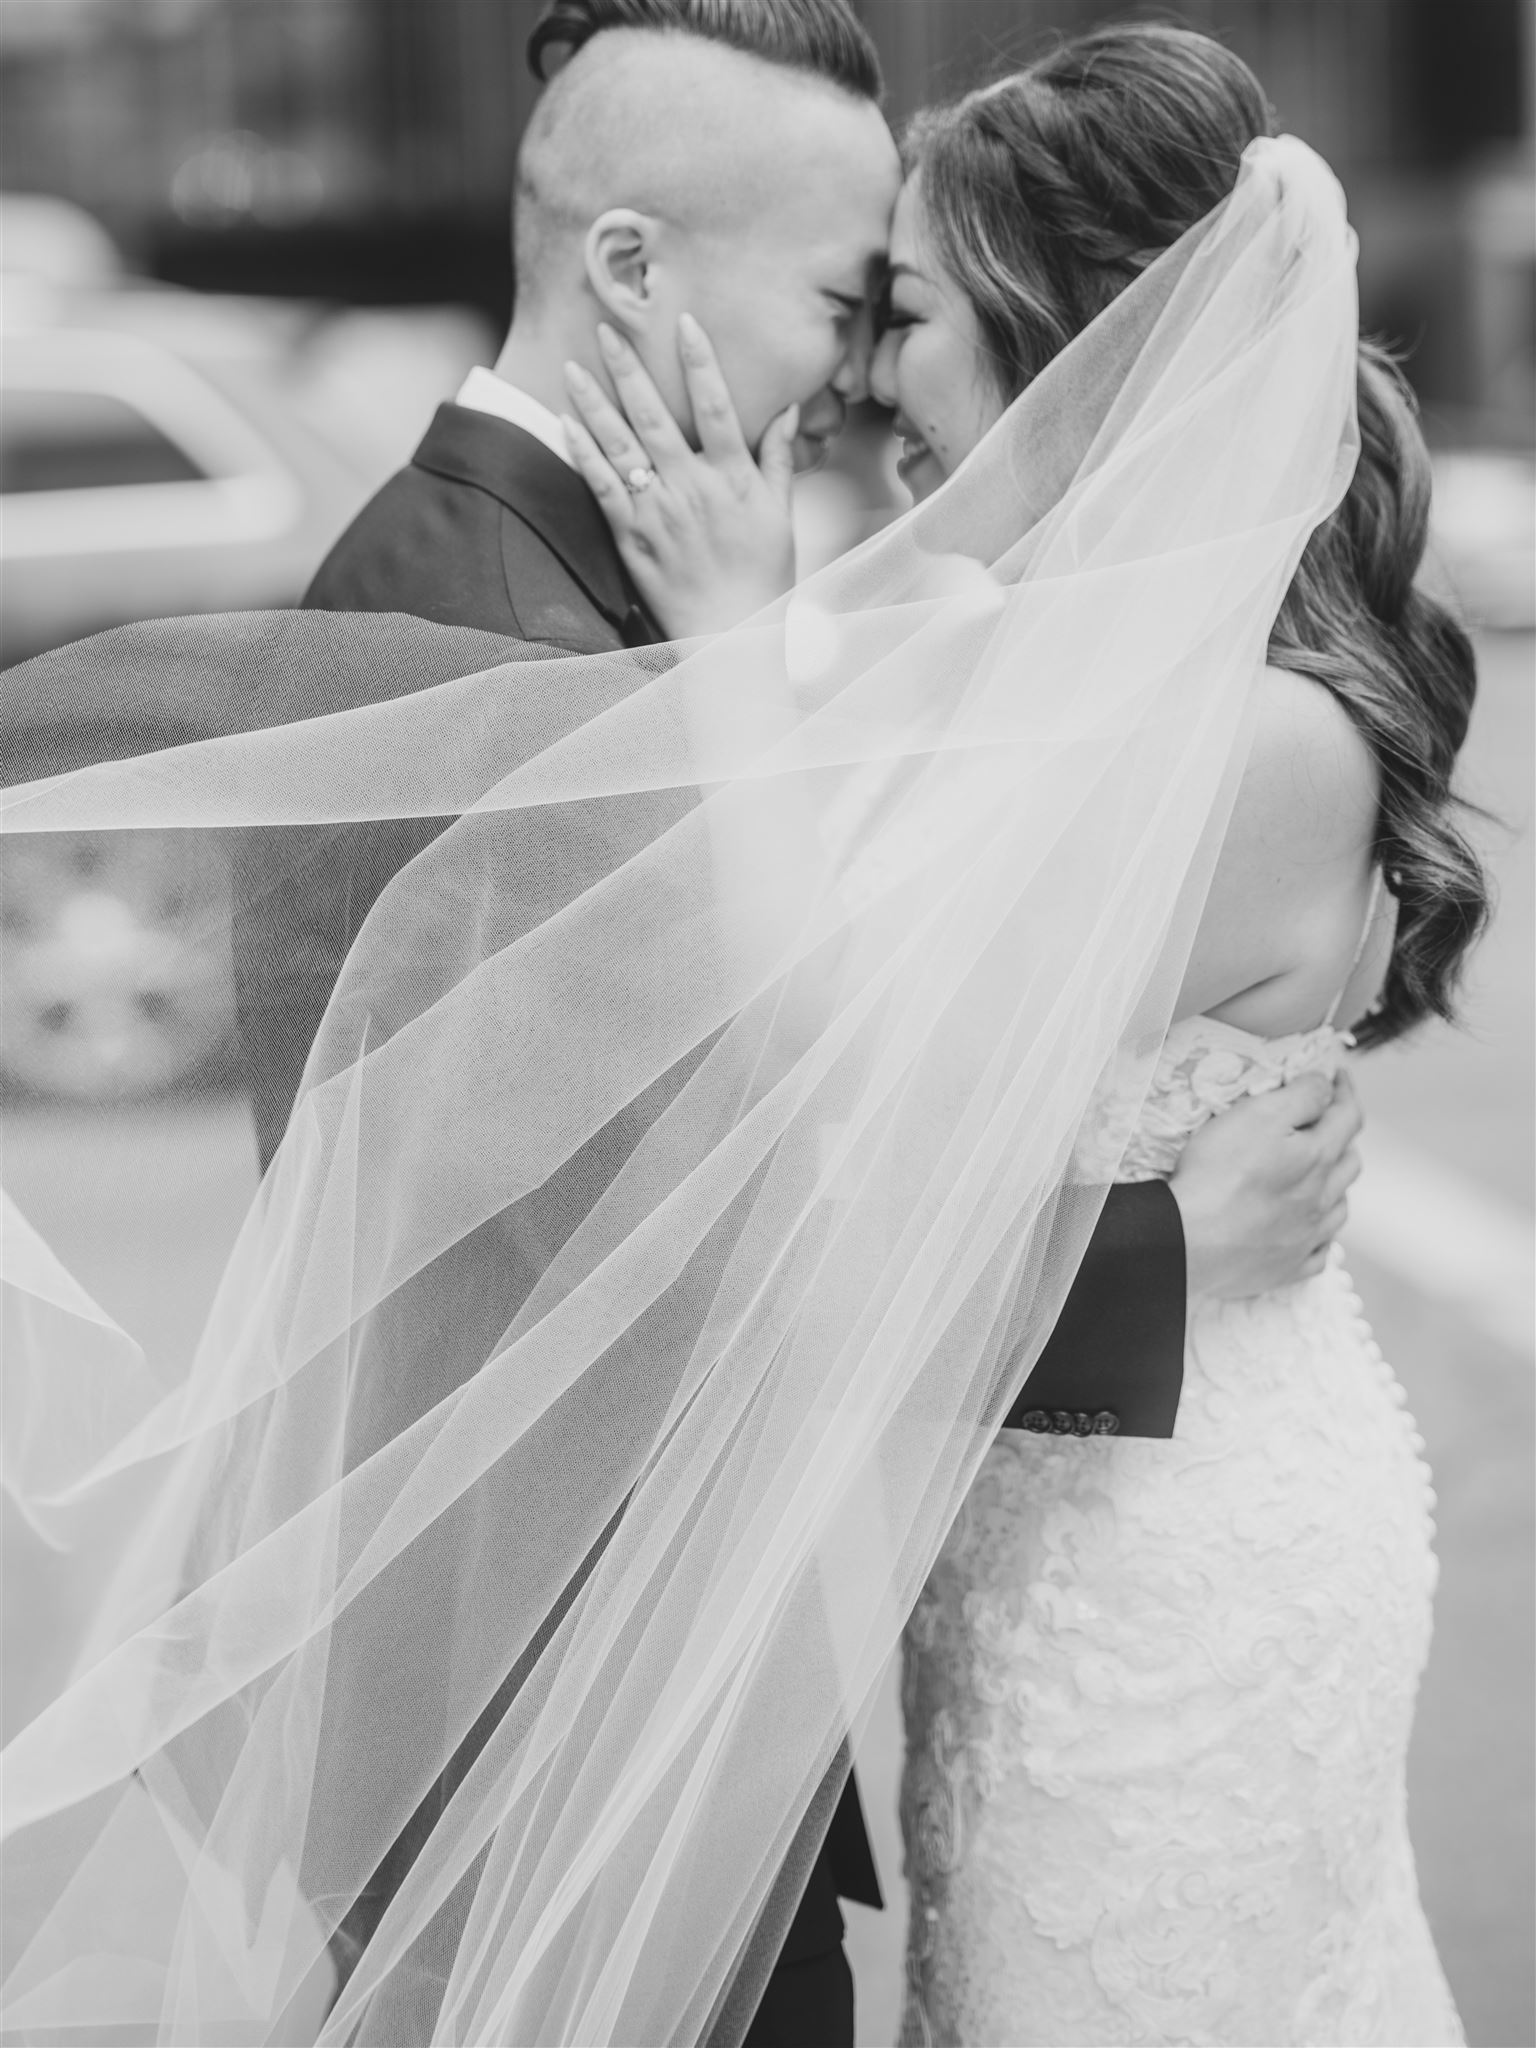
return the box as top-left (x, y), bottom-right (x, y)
top-left (1, 137), bottom-right (1359, 2045)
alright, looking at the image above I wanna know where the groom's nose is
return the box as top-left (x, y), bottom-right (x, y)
top-left (831, 302), bottom-right (878, 405)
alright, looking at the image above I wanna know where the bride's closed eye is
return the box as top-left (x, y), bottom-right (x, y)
top-left (876, 281), bottom-right (920, 336)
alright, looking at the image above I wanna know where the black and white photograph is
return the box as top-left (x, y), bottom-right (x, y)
top-left (1, 3), bottom-right (1531, 2044)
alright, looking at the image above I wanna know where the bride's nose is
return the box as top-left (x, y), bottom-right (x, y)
top-left (868, 329), bottom-right (900, 411)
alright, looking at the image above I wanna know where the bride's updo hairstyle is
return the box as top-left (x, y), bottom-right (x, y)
top-left (904, 23), bottom-right (1487, 1046)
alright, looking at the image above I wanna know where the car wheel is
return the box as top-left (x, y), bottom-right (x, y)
top-left (1, 830), bottom-right (236, 1100)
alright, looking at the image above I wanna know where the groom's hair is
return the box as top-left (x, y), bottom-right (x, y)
top-left (527, 0), bottom-right (882, 100)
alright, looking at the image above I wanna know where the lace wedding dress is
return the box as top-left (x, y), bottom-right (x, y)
top-left (898, 1013), bottom-right (1464, 2048)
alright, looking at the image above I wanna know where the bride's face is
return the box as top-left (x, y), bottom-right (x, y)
top-left (870, 179), bottom-right (1006, 500)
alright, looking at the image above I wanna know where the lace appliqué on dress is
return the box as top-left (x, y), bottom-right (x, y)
top-left (899, 1019), bottom-right (1463, 2048)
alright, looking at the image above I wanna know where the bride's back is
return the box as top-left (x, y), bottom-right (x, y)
top-left (1178, 663), bottom-right (1386, 1039)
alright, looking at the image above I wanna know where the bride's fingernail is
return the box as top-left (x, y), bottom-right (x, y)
top-left (596, 322), bottom-right (623, 358)
top-left (564, 360), bottom-right (593, 392)
top-left (678, 312), bottom-right (704, 353)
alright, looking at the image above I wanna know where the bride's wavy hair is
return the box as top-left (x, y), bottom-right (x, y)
top-left (904, 22), bottom-right (1488, 1046)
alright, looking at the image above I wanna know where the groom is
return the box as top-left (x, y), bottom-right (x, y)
top-left (233, 2), bottom-right (1365, 2040)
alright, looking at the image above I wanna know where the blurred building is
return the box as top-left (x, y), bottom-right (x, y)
top-left (1, 0), bottom-right (1532, 440)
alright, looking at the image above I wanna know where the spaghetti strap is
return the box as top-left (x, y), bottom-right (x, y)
top-left (1323, 868), bottom-right (1385, 1029)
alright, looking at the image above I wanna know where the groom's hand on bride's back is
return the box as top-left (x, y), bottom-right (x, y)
top-left (1170, 1070), bottom-right (1363, 1298)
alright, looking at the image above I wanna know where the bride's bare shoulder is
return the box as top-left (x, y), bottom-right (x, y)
top-left (1236, 661), bottom-right (1378, 866)
top-left (1177, 663), bottom-right (1378, 1021)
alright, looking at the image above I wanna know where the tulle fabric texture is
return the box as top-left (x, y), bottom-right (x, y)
top-left (1, 137), bottom-right (1359, 2047)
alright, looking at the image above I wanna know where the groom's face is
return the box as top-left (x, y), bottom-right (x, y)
top-left (643, 95), bottom-right (899, 467)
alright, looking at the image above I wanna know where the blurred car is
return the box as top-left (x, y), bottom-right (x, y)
top-left (1, 222), bottom-right (386, 1104)
top-left (0, 193), bottom-right (123, 292)
top-left (1, 326), bottom-right (353, 662)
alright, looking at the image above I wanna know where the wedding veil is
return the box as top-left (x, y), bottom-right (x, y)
top-left (1, 137), bottom-right (1360, 2046)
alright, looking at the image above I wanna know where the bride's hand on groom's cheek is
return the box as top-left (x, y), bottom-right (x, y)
top-left (561, 315), bottom-right (799, 639)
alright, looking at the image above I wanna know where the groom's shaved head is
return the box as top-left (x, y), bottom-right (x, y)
top-left (513, 29), bottom-right (888, 301)
top-left (505, 19), bottom-right (899, 454)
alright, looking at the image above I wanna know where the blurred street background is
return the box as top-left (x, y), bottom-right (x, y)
top-left (2, 2), bottom-right (1532, 2043)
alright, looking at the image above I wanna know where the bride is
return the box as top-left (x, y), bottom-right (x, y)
top-left (564, 24), bottom-right (1484, 2046)
top-left (0, 28), bottom-right (1483, 2048)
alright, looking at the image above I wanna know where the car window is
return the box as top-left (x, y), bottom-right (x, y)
top-left (0, 388), bottom-right (207, 494)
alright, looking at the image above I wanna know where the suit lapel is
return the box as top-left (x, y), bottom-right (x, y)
top-left (411, 403), bottom-right (656, 645)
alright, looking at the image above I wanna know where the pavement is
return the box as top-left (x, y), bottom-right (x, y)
top-left (2, 631), bottom-right (1530, 2047)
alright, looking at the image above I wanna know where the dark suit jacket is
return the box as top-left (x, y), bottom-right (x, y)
top-left (232, 401), bottom-right (1187, 1975)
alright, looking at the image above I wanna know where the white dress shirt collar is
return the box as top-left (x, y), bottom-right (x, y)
top-left (454, 365), bottom-right (576, 470)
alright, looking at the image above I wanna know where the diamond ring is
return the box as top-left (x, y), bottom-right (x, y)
top-left (625, 466), bottom-right (656, 495)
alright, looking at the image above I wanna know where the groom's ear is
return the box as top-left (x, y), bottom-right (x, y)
top-left (584, 209), bottom-right (663, 330)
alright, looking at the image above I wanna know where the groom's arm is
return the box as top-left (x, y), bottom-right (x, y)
top-left (1004, 1070), bottom-right (1363, 1439)
top-left (1004, 1182), bottom-right (1186, 1438)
